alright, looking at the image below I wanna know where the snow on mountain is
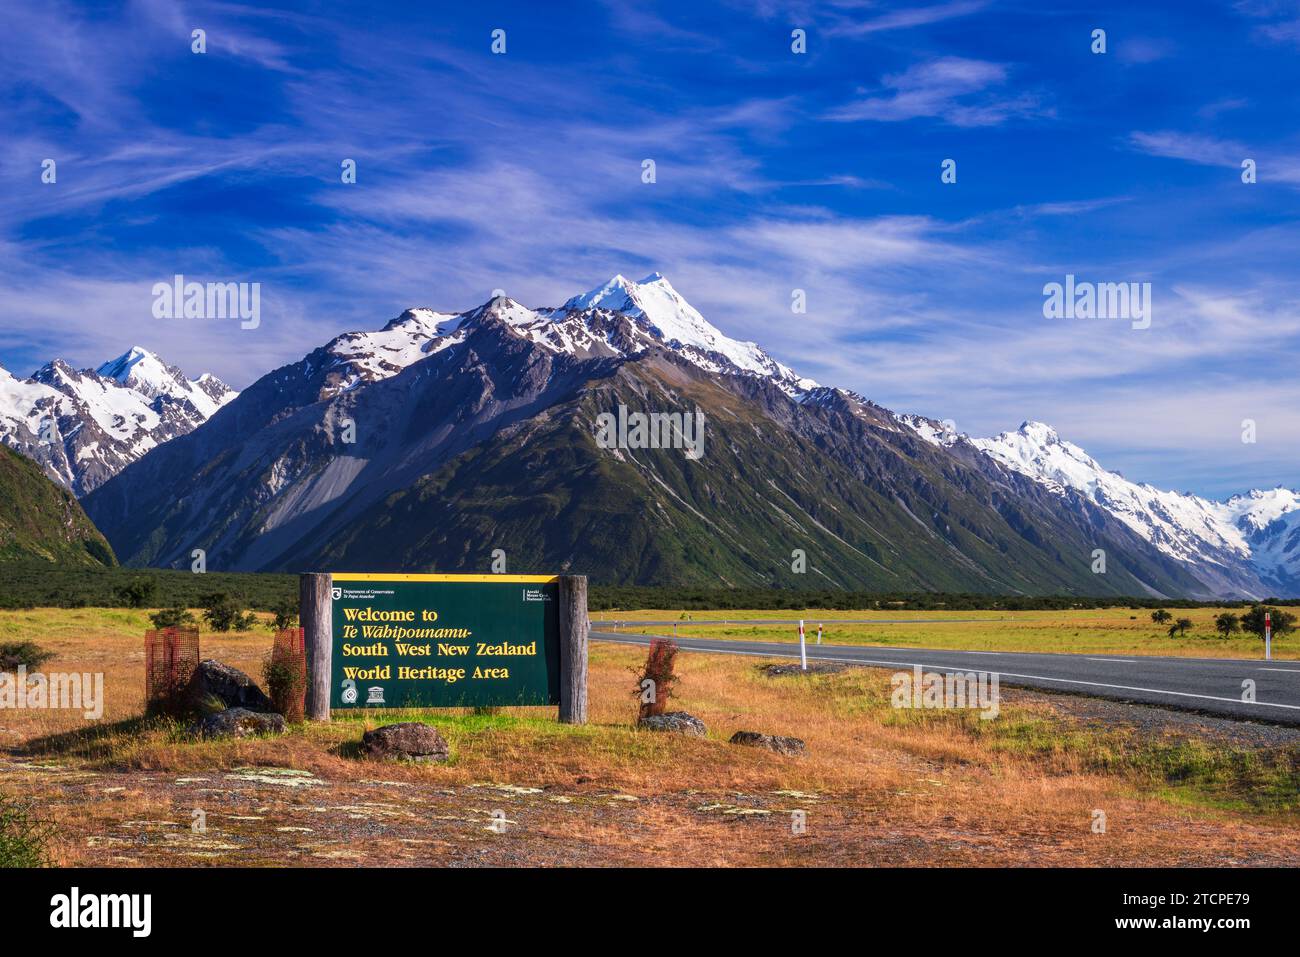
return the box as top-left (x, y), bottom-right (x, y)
top-left (0, 349), bottom-right (236, 496)
top-left (319, 274), bottom-right (819, 400)
top-left (322, 308), bottom-right (463, 394)
top-left (557, 273), bottom-right (817, 395)
top-left (966, 422), bottom-right (1249, 565)
top-left (899, 416), bottom-right (1299, 596)
top-left (95, 346), bottom-right (235, 420)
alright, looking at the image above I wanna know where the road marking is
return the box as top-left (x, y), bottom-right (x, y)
top-left (1259, 668), bottom-right (1300, 673)
top-left (591, 633), bottom-right (1300, 714)
top-left (1087, 657), bottom-right (1136, 663)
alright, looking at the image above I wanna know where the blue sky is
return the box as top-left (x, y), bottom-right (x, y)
top-left (2, 0), bottom-right (1299, 498)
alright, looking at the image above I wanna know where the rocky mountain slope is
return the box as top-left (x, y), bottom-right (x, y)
top-left (84, 278), bottom-right (1222, 595)
top-left (901, 417), bottom-right (1299, 598)
top-left (0, 346), bottom-right (236, 496)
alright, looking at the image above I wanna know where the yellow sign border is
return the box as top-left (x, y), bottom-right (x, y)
top-left (331, 572), bottom-right (558, 583)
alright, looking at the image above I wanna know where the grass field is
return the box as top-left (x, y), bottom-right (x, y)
top-left (591, 606), bottom-right (1294, 659)
top-left (1, 607), bottom-right (1298, 867)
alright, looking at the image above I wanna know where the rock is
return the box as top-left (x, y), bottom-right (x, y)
top-left (637, 711), bottom-right (707, 737)
top-left (360, 722), bottom-right (450, 762)
top-left (761, 662), bottom-right (845, 678)
top-left (190, 708), bottom-right (286, 739)
top-left (184, 659), bottom-right (275, 714)
top-left (729, 731), bottom-right (806, 755)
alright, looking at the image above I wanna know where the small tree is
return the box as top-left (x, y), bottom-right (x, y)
top-left (633, 638), bottom-right (679, 720)
top-left (149, 605), bottom-right (196, 630)
top-left (1167, 617), bottom-right (1193, 638)
top-left (1240, 605), bottom-right (1297, 642)
top-left (1213, 613), bottom-right (1240, 638)
top-left (200, 592), bottom-right (257, 632)
top-left (115, 577), bottom-right (158, 609)
top-left (266, 596), bottom-right (300, 632)
top-left (1151, 609), bottom-right (1173, 625)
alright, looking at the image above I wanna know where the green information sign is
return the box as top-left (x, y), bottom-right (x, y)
top-left (330, 573), bottom-right (560, 709)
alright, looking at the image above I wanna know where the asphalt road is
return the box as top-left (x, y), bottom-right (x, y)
top-left (592, 618), bottom-right (1006, 626)
top-left (591, 630), bottom-right (1300, 726)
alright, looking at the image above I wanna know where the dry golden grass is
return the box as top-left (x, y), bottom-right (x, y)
top-left (593, 606), bottom-right (1296, 659)
top-left (1, 607), bottom-right (1298, 867)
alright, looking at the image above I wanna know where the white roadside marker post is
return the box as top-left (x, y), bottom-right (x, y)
top-left (799, 619), bottom-right (807, 671)
top-left (1265, 611), bottom-right (1272, 661)
top-left (817, 623), bottom-right (823, 645)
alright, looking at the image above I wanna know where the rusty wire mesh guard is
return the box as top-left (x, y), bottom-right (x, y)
top-left (144, 627), bottom-right (200, 716)
top-left (270, 627), bottom-right (307, 722)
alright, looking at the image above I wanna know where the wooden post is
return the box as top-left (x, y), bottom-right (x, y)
top-left (301, 572), bottom-right (333, 722)
top-left (557, 574), bottom-right (588, 724)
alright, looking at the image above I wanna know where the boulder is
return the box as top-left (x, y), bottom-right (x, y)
top-left (637, 711), bottom-right (707, 737)
top-left (360, 722), bottom-right (450, 762)
top-left (729, 730), bottom-right (806, 755)
top-left (190, 707), bottom-right (287, 739)
top-left (184, 659), bottom-right (275, 714)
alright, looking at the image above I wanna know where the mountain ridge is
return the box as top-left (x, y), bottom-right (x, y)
top-left (0, 346), bottom-right (237, 496)
top-left (81, 275), bottom-right (1265, 596)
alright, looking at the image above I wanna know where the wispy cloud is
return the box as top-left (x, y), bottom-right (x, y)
top-left (822, 0), bottom-right (988, 37)
top-left (1129, 130), bottom-right (1300, 185)
top-left (0, 0), bottom-right (1296, 497)
top-left (825, 57), bottom-right (1046, 126)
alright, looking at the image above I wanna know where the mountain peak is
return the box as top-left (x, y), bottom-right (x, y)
top-left (1018, 420), bottom-right (1057, 438)
top-left (96, 345), bottom-right (173, 389)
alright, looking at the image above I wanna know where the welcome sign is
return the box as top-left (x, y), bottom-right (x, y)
top-left (329, 573), bottom-right (560, 709)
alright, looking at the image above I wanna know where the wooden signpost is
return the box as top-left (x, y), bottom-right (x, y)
top-left (300, 572), bottom-right (588, 724)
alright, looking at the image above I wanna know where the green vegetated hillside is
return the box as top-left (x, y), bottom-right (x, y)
top-left (309, 352), bottom-right (1205, 595)
top-left (0, 444), bottom-right (115, 567)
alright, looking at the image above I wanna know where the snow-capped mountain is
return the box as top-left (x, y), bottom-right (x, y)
top-left (87, 281), bottom-right (1206, 598)
top-left (0, 347), bottom-right (237, 496)
top-left (38, 271), bottom-right (1296, 597)
top-left (901, 416), bottom-right (1299, 597)
top-left (309, 273), bottom-right (817, 401)
top-left (556, 273), bottom-right (817, 396)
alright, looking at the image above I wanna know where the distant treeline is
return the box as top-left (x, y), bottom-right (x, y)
top-left (586, 586), bottom-right (1300, 612)
top-left (0, 564), bottom-right (297, 610)
top-left (0, 564), bottom-right (1295, 612)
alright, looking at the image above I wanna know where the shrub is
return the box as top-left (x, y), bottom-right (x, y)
top-left (0, 793), bottom-right (54, 867)
top-left (1213, 612), bottom-right (1241, 638)
top-left (114, 577), bottom-right (158, 609)
top-left (633, 638), bottom-right (679, 720)
top-left (200, 592), bottom-right (257, 632)
top-left (1167, 617), bottom-right (1193, 638)
top-left (1151, 609), bottom-right (1173, 624)
top-left (266, 596), bottom-right (299, 632)
top-left (1240, 605), bottom-right (1297, 641)
top-left (0, 641), bottom-right (55, 672)
top-left (149, 605), bottom-right (197, 630)
top-left (263, 655), bottom-right (307, 723)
